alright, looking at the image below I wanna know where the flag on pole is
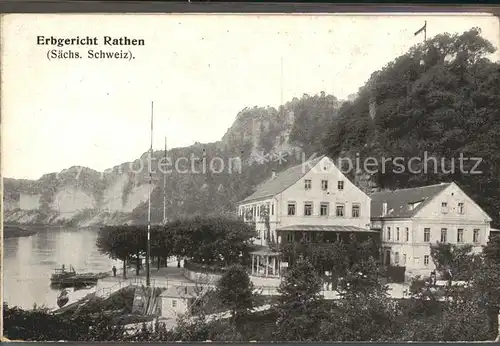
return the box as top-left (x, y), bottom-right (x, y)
top-left (414, 21), bottom-right (427, 38)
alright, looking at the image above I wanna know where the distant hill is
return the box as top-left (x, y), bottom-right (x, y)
top-left (3, 93), bottom-right (345, 226)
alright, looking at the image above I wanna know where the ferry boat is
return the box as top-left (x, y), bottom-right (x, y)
top-left (50, 265), bottom-right (108, 288)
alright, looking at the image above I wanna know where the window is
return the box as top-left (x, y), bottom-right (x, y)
top-left (321, 180), bottom-right (328, 190)
top-left (286, 233), bottom-right (293, 242)
top-left (304, 179), bottom-right (311, 190)
top-left (396, 227), bottom-right (400, 241)
top-left (303, 232), bottom-right (311, 242)
top-left (387, 227), bottom-right (391, 241)
top-left (338, 181), bottom-right (344, 190)
top-left (440, 228), bottom-right (447, 243)
top-left (336, 204), bottom-right (344, 217)
top-left (403, 254), bottom-right (407, 265)
top-left (287, 202), bottom-right (296, 216)
top-left (271, 203), bottom-right (274, 215)
top-left (424, 255), bottom-right (430, 266)
top-left (414, 257), bottom-right (420, 265)
top-left (394, 252), bottom-right (400, 265)
top-left (320, 202), bottom-right (329, 216)
top-left (405, 228), bottom-right (409, 242)
top-left (424, 228), bottom-right (430, 242)
top-left (457, 228), bottom-right (464, 243)
top-left (441, 202), bottom-right (448, 214)
top-left (304, 202), bottom-right (313, 216)
top-left (458, 202), bottom-right (464, 214)
top-left (352, 205), bottom-right (360, 218)
top-left (473, 229), bottom-right (480, 243)
top-left (172, 299), bottom-right (177, 308)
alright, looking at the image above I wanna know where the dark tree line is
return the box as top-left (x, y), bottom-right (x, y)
top-left (96, 216), bottom-right (257, 275)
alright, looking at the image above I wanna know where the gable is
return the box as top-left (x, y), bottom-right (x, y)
top-left (414, 182), bottom-right (492, 222)
top-left (281, 156), bottom-right (368, 198)
top-left (239, 155), bottom-right (324, 204)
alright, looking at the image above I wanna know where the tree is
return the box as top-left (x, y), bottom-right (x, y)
top-left (96, 225), bottom-right (147, 276)
top-left (484, 232), bottom-right (500, 264)
top-left (168, 216), bottom-right (256, 266)
top-left (3, 305), bottom-right (125, 341)
top-left (472, 256), bottom-right (500, 340)
top-left (319, 257), bottom-right (401, 341)
top-left (97, 226), bottom-right (135, 278)
top-left (429, 242), bottom-right (479, 281)
top-left (150, 225), bottom-right (174, 270)
top-left (216, 265), bottom-right (255, 328)
top-left (402, 275), bottom-right (494, 341)
top-left (338, 257), bottom-right (387, 297)
top-left (274, 258), bottom-right (326, 341)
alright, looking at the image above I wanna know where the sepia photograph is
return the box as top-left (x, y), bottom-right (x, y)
top-left (2, 12), bottom-right (500, 342)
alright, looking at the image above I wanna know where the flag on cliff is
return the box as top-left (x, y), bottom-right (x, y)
top-left (414, 21), bottom-right (427, 40)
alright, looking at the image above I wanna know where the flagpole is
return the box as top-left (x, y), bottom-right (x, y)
top-left (163, 136), bottom-right (167, 224)
top-left (414, 21), bottom-right (427, 43)
top-left (280, 56), bottom-right (283, 111)
top-left (146, 101), bottom-right (153, 287)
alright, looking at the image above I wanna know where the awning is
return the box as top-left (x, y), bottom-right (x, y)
top-left (249, 245), bottom-right (280, 256)
top-left (277, 225), bottom-right (379, 233)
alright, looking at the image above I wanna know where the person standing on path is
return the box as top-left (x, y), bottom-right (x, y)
top-left (112, 266), bottom-right (117, 277)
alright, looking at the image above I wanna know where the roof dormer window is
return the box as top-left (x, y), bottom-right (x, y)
top-left (408, 201), bottom-right (422, 211)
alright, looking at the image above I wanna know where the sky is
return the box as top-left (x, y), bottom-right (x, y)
top-left (2, 13), bottom-right (499, 180)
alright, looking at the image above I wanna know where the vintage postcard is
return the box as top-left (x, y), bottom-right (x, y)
top-left (2, 12), bottom-right (500, 342)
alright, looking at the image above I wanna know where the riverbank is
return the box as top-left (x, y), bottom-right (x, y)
top-left (4, 225), bottom-right (37, 238)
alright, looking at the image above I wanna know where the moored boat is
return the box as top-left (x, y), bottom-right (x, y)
top-left (51, 265), bottom-right (76, 283)
top-left (50, 265), bottom-right (109, 288)
top-left (57, 289), bottom-right (69, 308)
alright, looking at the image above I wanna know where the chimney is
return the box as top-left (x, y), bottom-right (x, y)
top-left (272, 169), bottom-right (277, 179)
top-left (382, 202), bottom-right (388, 216)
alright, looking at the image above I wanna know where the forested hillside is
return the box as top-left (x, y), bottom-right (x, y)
top-left (322, 27), bottom-right (500, 226)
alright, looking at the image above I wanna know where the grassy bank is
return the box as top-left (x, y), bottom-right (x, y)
top-left (56, 286), bottom-right (155, 325)
top-left (4, 225), bottom-right (37, 238)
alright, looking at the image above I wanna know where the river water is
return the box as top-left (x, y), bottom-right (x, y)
top-left (3, 227), bottom-right (121, 310)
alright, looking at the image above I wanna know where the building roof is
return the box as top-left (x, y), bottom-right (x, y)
top-left (160, 285), bottom-right (199, 299)
top-left (370, 183), bottom-right (451, 219)
top-left (249, 245), bottom-right (280, 256)
top-left (239, 156), bottom-right (325, 204)
top-left (277, 225), bottom-right (378, 233)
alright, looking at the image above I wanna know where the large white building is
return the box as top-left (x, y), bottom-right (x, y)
top-left (371, 182), bottom-right (492, 277)
top-left (238, 155), bottom-right (373, 247)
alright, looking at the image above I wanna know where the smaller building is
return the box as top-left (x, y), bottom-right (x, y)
top-left (160, 285), bottom-right (198, 318)
top-left (371, 182), bottom-right (492, 278)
